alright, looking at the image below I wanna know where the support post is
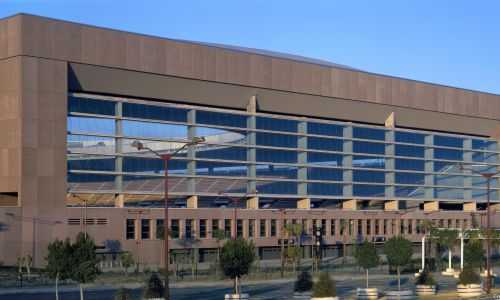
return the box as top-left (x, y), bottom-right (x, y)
top-left (186, 196), bottom-right (198, 209)
top-left (297, 198), bottom-right (310, 209)
top-left (343, 199), bottom-right (357, 210)
top-left (246, 197), bottom-right (259, 209)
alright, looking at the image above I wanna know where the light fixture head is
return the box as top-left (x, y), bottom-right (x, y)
top-left (191, 136), bottom-right (205, 144)
top-left (131, 140), bottom-right (144, 150)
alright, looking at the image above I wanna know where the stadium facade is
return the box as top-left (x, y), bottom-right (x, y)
top-left (0, 14), bottom-right (499, 267)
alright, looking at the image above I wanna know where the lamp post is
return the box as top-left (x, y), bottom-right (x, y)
top-left (132, 136), bottom-right (205, 300)
top-left (127, 209), bottom-right (151, 273)
top-left (272, 208), bottom-right (295, 278)
top-left (218, 190), bottom-right (257, 238)
top-left (307, 210), bottom-right (324, 273)
top-left (70, 193), bottom-right (90, 237)
top-left (456, 163), bottom-right (499, 294)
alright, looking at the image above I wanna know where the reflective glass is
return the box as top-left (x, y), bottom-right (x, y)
top-left (68, 173), bottom-right (115, 190)
top-left (353, 170), bottom-right (385, 183)
top-left (395, 131), bottom-right (426, 144)
top-left (434, 148), bottom-right (463, 160)
top-left (394, 186), bottom-right (425, 198)
top-left (256, 116), bottom-right (297, 132)
top-left (435, 188), bottom-right (463, 200)
top-left (256, 149), bottom-right (297, 164)
top-left (434, 135), bottom-right (463, 148)
top-left (257, 181), bottom-right (298, 195)
top-left (68, 155), bottom-right (115, 172)
top-left (353, 184), bottom-right (385, 197)
top-left (353, 156), bottom-right (385, 169)
top-left (196, 161), bottom-right (247, 177)
top-left (196, 127), bottom-right (247, 145)
top-left (196, 145), bottom-right (247, 161)
top-left (68, 116), bottom-right (115, 134)
top-left (395, 159), bottom-right (425, 171)
top-left (307, 168), bottom-right (342, 181)
top-left (471, 152), bottom-right (499, 164)
top-left (307, 122), bottom-right (343, 136)
top-left (435, 174), bottom-right (463, 187)
top-left (123, 102), bottom-right (187, 122)
top-left (256, 133), bottom-right (297, 148)
top-left (308, 183), bottom-right (343, 196)
top-left (395, 172), bottom-right (425, 184)
top-left (256, 165), bottom-right (298, 179)
top-left (307, 152), bottom-right (343, 166)
top-left (123, 157), bottom-right (187, 174)
top-left (67, 135), bottom-right (116, 155)
top-left (353, 141), bottom-right (385, 155)
top-left (69, 96), bottom-right (115, 115)
top-left (472, 140), bottom-right (499, 151)
top-left (353, 127), bottom-right (385, 140)
top-left (395, 145), bottom-right (425, 158)
top-left (307, 137), bottom-right (342, 151)
top-left (122, 121), bottom-right (188, 139)
top-left (197, 110), bottom-right (247, 128)
top-left (121, 139), bottom-right (188, 158)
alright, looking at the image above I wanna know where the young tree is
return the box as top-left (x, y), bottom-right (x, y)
top-left (312, 272), bottom-right (336, 298)
top-left (340, 220), bottom-right (348, 264)
top-left (70, 233), bottom-right (99, 300)
top-left (24, 254), bottom-right (32, 279)
top-left (418, 220), bottom-right (436, 260)
top-left (464, 240), bottom-right (485, 271)
top-left (434, 229), bottom-right (459, 271)
top-left (353, 240), bottom-right (380, 288)
top-left (120, 252), bottom-right (134, 277)
top-left (293, 269), bottom-right (313, 294)
top-left (285, 223), bottom-right (303, 262)
top-left (46, 238), bottom-right (71, 300)
top-left (213, 228), bottom-right (226, 277)
top-left (383, 236), bottom-right (413, 291)
top-left (189, 250), bottom-right (199, 280)
top-left (219, 238), bottom-right (256, 294)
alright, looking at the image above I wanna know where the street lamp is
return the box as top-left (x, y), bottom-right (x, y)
top-left (70, 193), bottom-right (90, 237)
top-left (272, 208), bottom-right (295, 278)
top-left (218, 190), bottom-right (258, 238)
top-left (132, 136), bottom-right (205, 300)
top-left (456, 163), bottom-right (499, 294)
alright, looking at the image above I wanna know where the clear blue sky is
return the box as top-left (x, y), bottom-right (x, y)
top-left (2, 0), bottom-right (499, 95)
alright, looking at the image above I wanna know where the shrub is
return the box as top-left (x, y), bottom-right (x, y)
top-left (416, 269), bottom-right (436, 286)
top-left (464, 240), bottom-right (484, 270)
top-left (312, 272), bottom-right (336, 297)
top-left (219, 238), bottom-right (256, 294)
top-left (353, 240), bottom-right (380, 288)
top-left (143, 272), bottom-right (164, 299)
top-left (293, 270), bottom-right (313, 293)
top-left (114, 287), bottom-right (132, 300)
top-left (458, 266), bottom-right (481, 285)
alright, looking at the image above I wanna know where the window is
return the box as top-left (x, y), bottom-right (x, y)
top-left (224, 219), bottom-right (231, 237)
top-left (448, 219), bottom-right (453, 228)
top-left (126, 219), bottom-right (135, 240)
top-left (456, 219), bottom-right (461, 228)
top-left (366, 219), bottom-right (371, 236)
top-left (312, 220), bottom-right (317, 236)
top-left (357, 220), bottom-right (363, 236)
top-left (391, 219), bottom-right (396, 235)
top-left (400, 220), bottom-right (405, 235)
top-left (375, 220), bottom-right (380, 235)
top-left (141, 219), bottom-right (150, 240)
top-left (248, 219), bottom-right (255, 238)
top-left (271, 219), bottom-right (277, 237)
top-left (383, 220), bottom-right (387, 235)
top-left (156, 219), bottom-right (164, 239)
top-left (212, 219), bottom-right (220, 238)
top-left (171, 219), bottom-right (180, 238)
top-left (260, 219), bottom-right (267, 237)
top-left (199, 219), bottom-right (206, 238)
top-left (237, 219), bottom-right (243, 237)
top-left (185, 219), bottom-right (193, 238)
top-left (321, 219), bottom-right (326, 235)
top-left (416, 220), bottom-right (421, 234)
top-left (340, 219), bottom-right (346, 235)
top-left (349, 219), bottom-right (354, 236)
top-left (408, 221), bottom-right (413, 235)
top-left (330, 219), bottom-right (336, 236)
top-left (302, 219), bottom-right (308, 235)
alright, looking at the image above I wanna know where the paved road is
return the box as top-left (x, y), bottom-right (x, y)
top-left (1, 273), bottom-right (498, 299)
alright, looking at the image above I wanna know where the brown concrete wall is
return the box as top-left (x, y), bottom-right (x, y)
top-left (0, 15), bottom-right (20, 59)
top-left (7, 13), bottom-right (500, 122)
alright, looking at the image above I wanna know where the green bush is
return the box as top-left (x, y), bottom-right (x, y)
top-left (312, 272), bottom-right (336, 297)
top-left (114, 287), bottom-right (132, 300)
top-left (464, 240), bottom-right (484, 270)
top-left (458, 266), bottom-right (481, 285)
top-left (143, 272), bottom-right (164, 299)
top-left (293, 270), bottom-right (313, 293)
top-left (415, 269), bottom-right (436, 286)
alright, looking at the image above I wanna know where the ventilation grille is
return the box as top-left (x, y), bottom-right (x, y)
top-left (68, 218), bottom-right (80, 225)
top-left (97, 218), bottom-right (108, 225)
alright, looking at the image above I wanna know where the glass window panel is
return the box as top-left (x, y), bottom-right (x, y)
top-left (122, 102), bottom-right (187, 122)
top-left (69, 96), bottom-right (115, 115)
top-left (67, 135), bottom-right (116, 155)
top-left (197, 127), bottom-right (247, 145)
top-left (122, 121), bottom-right (188, 139)
top-left (472, 189), bottom-right (498, 200)
top-left (353, 184), bottom-right (385, 197)
top-left (353, 156), bottom-right (385, 169)
top-left (256, 165), bottom-right (298, 179)
top-left (196, 110), bottom-right (247, 128)
top-left (68, 116), bottom-right (115, 134)
top-left (472, 139), bottom-right (499, 151)
top-left (394, 186), bottom-right (426, 198)
top-left (121, 139), bottom-right (188, 158)
top-left (256, 133), bottom-right (297, 148)
top-left (307, 137), bottom-right (342, 151)
top-left (196, 161), bottom-right (247, 177)
top-left (196, 145), bottom-right (247, 161)
top-left (434, 135), bottom-right (463, 148)
top-left (256, 116), bottom-right (297, 133)
top-left (395, 131), bottom-right (426, 144)
top-left (68, 155), bottom-right (115, 172)
top-left (435, 174), bottom-right (463, 187)
top-left (307, 168), bottom-right (342, 181)
top-left (471, 151), bottom-right (499, 164)
top-left (307, 122), bottom-right (343, 137)
top-left (353, 141), bottom-right (385, 155)
top-left (257, 181), bottom-right (298, 195)
top-left (68, 173), bottom-right (115, 191)
top-left (196, 178), bottom-right (248, 194)
top-left (353, 170), bottom-right (385, 183)
top-left (395, 159), bottom-right (425, 171)
top-left (307, 153), bottom-right (343, 166)
top-left (395, 145), bottom-right (425, 158)
top-left (434, 161), bottom-right (461, 173)
top-left (434, 148), bottom-right (463, 160)
top-left (435, 188), bottom-right (463, 200)
top-left (256, 149), bottom-right (297, 164)
top-left (307, 183), bottom-right (343, 196)
top-left (353, 127), bottom-right (386, 141)
top-left (123, 157), bottom-right (187, 174)
top-left (395, 172), bottom-right (425, 184)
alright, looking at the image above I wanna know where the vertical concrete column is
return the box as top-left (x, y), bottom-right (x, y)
top-left (385, 130), bottom-right (395, 198)
top-left (114, 101), bottom-right (123, 207)
top-left (187, 110), bottom-right (196, 193)
top-left (463, 139), bottom-right (473, 201)
top-left (247, 96), bottom-right (257, 193)
top-left (298, 120), bottom-right (308, 196)
top-left (343, 126), bottom-right (353, 197)
top-left (424, 135), bottom-right (435, 200)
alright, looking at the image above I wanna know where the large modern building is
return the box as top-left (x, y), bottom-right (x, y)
top-left (1, 14), bottom-right (499, 268)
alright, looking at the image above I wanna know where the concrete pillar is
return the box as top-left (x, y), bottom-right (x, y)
top-left (424, 135), bottom-right (434, 199)
top-left (385, 114), bottom-right (395, 198)
top-left (297, 198), bottom-right (310, 209)
top-left (115, 101), bottom-right (123, 192)
top-left (186, 196), bottom-right (198, 208)
top-left (246, 197), bottom-right (259, 209)
top-left (424, 201), bottom-right (439, 211)
top-left (298, 120), bottom-right (308, 195)
top-left (491, 203), bottom-right (500, 211)
top-left (343, 199), bottom-right (357, 210)
top-left (463, 139), bottom-right (473, 200)
top-left (463, 202), bottom-right (477, 212)
top-left (114, 194), bottom-right (124, 208)
top-left (187, 109), bottom-right (196, 193)
top-left (247, 96), bottom-right (257, 193)
top-left (384, 200), bottom-right (399, 211)
top-left (343, 126), bottom-right (353, 196)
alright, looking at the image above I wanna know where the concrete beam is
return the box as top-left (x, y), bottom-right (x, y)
top-left (114, 194), bottom-right (124, 208)
top-left (463, 202), bottom-right (477, 212)
top-left (343, 199), bottom-right (357, 210)
top-left (385, 111), bottom-right (396, 129)
top-left (246, 197), bottom-right (259, 209)
top-left (187, 196), bottom-right (198, 209)
top-left (424, 201), bottom-right (439, 211)
top-left (491, 203), bottom-right (500, 211)
top-left (384, 200), bottom-right (399, 211)
top-left (297, 198), bottom-right (311, 209)
top-left (491, 125), bottom-right (500, 141)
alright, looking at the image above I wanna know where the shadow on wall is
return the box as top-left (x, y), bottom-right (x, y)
top-left (0, 222), bottom-right (9, 232)
top-left (177, 236), bottom-right (201, 249)
top-left (104, 239), bottom-right (122, 252)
